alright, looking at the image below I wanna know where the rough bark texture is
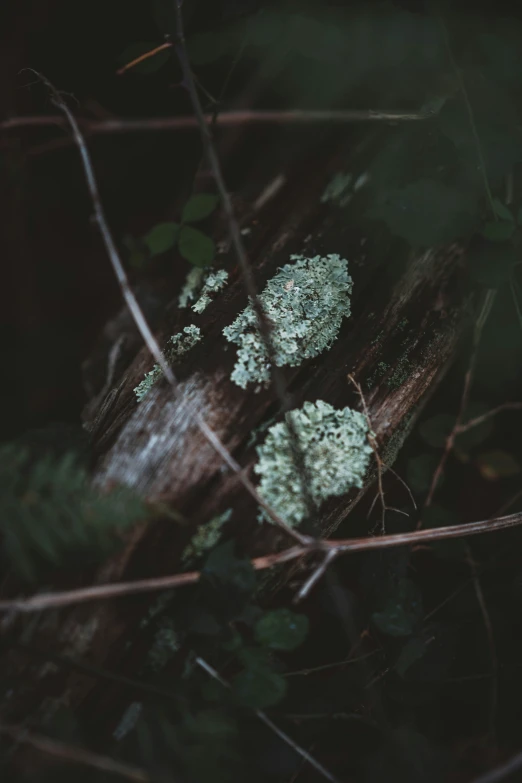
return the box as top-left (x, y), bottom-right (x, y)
top-left (0, 127), bottom-right (473, 744)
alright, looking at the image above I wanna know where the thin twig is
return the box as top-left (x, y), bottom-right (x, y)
top-left (173, 3), bottom-right (317, 528)
top-left (0, 107), bottom-right (439, 134)
top-left (284, 651), bottom-right (378, 677)
top-left (116, 42), bottom-right (173, 75)
top-left (195, 657), bottom-right (339, 783)
top-left (348, 374), bottom-right (415, 531)
top-left (423, 290), bottom-right (496, 513)
top-left (1, 512), bottom-right (521, 615)
top-left (295, 549), bottom-right (338, 603)
top-left (0, 724), bottom-right (150, 782)
top-left (29, 70), bottom-right (306, 546)
top-left (455, 402), bottom-right (522, 434)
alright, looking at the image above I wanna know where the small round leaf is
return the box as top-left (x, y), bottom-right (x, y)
top-left (254, 608), bottom-right (309, 651)
top-left (178, 226), bottom-right (215, 267)
top-left (143, 222), bottom-right (179, 256)
top-left (182, 194), bottom-right (219, 223)
top-left (232, 668), bottom-right (287, 709)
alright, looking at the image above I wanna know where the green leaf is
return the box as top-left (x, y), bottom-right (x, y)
top-left (143, 222), bottom-right (179, 256)
top-left (469, 239), bottom-right (517, 287)
top-left (178, 226), bottom-right (215, 267)
top-left (492, 197), bottom-right (514, 222)
top-left (368, 179), bottom-right (477, 247)
top-left (419, 414), bottom-right (455, 448)
top-left (232, 667), bottom-right (287, 709)
top-left (481, 220), bottom-right (515, 242)
top-left (372, 578), bottom-right (423, 637)
top-left (255, 609), bottom-right (309, 651)
top-left (182, 194), bottom-right (219, 223)
top-left (518, 206), bottom-right (522, 227)
top-left (203, 541), bottom-right (257, 594)
top-left (117, 42), bottom-right (171, 75)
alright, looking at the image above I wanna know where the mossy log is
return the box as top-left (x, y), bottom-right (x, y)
top-left (0, 126), bottom-right (473, 742)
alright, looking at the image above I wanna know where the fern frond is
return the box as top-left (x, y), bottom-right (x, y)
top-left (0, 445), bottom-right (145, 582)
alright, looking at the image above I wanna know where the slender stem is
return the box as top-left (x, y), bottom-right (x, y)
top-left (0, 107), bottom-right (437, 134)
top-left (1, 512), bottom-right (520, 614)
top-left (195, 657), bottom-right (339, 783)
top-left (116, 42), bottom-right (173, 75)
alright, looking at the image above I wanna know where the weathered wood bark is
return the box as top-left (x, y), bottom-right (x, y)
top-left (0, 127), bottom-right (473, 743)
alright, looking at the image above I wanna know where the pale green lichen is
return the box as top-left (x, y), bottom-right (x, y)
top-left (321, 172), bottom-right (353, 207)
top-left (181, 508), bottom-right (232, 563)
top-left (192, 269), bottom-right (229, 314)
top-left (254, 400), bottom-right (373, 528)
top-left (133, 325), bottom-right (201, 401)
top-left (178, 267), bottom-right (206, 309)
top-left (178, 267), bottom-right (229, 312)
top-left (223, 254), bottom-right (353, 390)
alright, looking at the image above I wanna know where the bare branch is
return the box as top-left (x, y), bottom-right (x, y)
top-left (455, 401), bottom-right (522, 434)
top-left (116, 42), bottom-right (172, 76)
top-left (0, 724), bottom-right (150, 782)
top-left (1, 514), bottom-right (520, 615)
top-left (295, 549), bottom-right (338, 603)
top-left (0, 107), bottom-right (438, 135)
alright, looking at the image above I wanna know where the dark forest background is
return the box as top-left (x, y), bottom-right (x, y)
top-left (2, 2), bottom-right (522, 782)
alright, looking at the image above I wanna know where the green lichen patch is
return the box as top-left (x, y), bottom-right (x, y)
top-left (255, 400), bottom-right (372, 528)
top-left (178, 267), bottom-right (206, 309)
top-left (178, 267), bottom-right (228, 312)
top-left (223, 254), bottom-right (353, 390)
top-left (192, 269), bottom-right (229, 314)
top-left (134, 325), bottom-right (201, 402)
top-left (182, 508), bottom-right (233, 563)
